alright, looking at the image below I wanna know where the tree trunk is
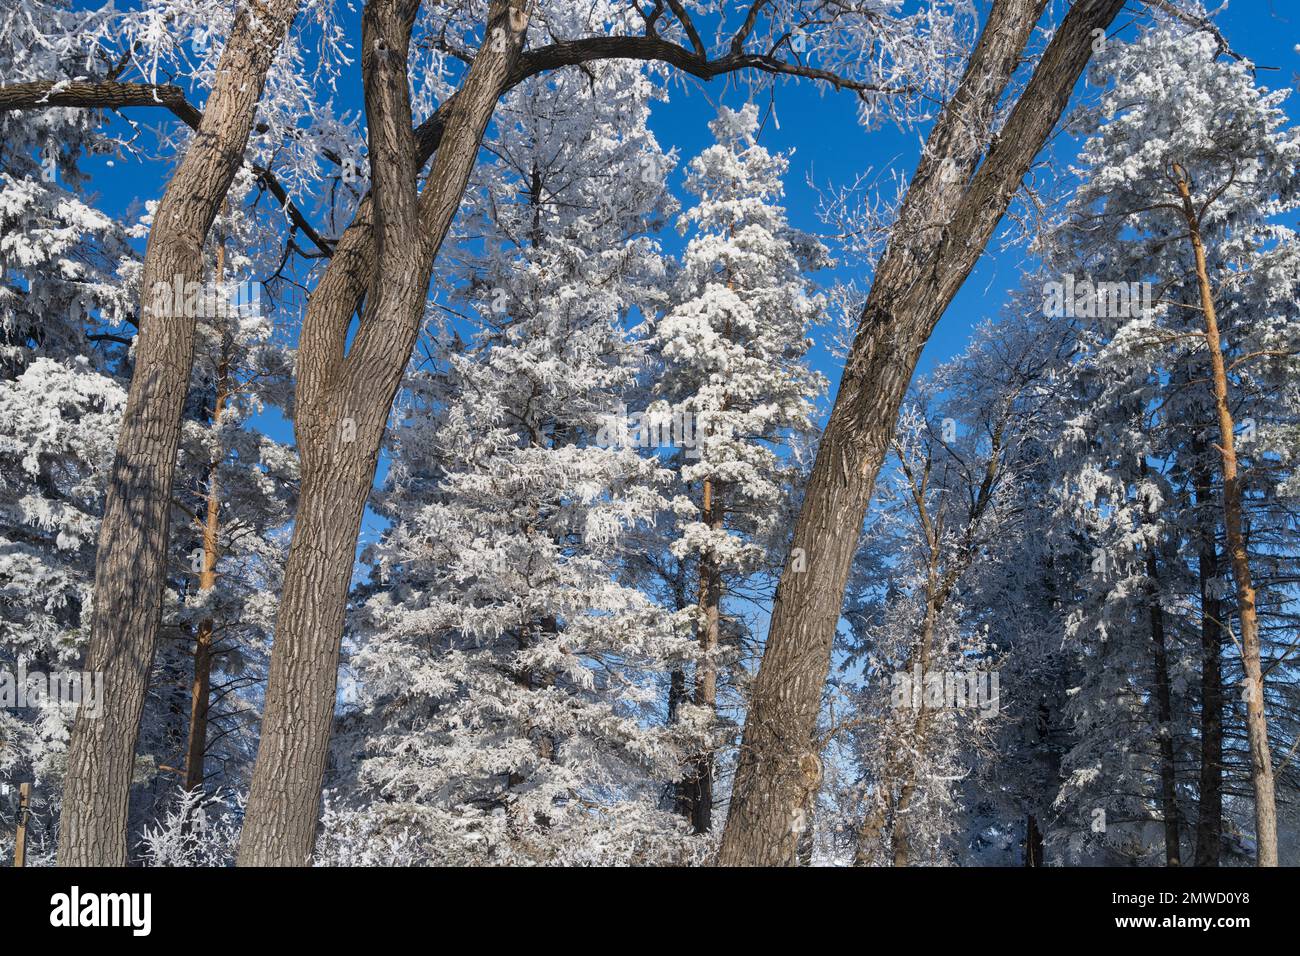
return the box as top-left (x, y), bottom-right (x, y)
top-left (1025, 814), bottom-right (1043, 867)
top-left (1146, 550), bottom-right (1182, 866)
top-left (889, 592), bottom-right (940, 867)
top-left (183, 335), bottom-right (230, 794)
top-left (14, 783), bottom-right (31, 867)
top-left (718, 0), bottom-right (1125, 867)
top-left (1174, 165), bottom-right (1277, 866)
top-left (237, 0), bottom-right (531, 866)
top-left (57, 0), bottom-right (299, 867)
top-left (852, 791), bottom-right (887, 866)
top-left (1193, 457), bottom-right (1223, 866)
top-left (682, 477), bottom-right (722, 833)
top-left (668, 668), bottom-right (692, 816)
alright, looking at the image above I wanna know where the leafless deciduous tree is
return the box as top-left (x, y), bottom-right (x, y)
top-left (718, 0), bottom-right (1128, 867)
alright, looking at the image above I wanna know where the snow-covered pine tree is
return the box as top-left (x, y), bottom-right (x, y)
top-left (1045, 21), bottom-right (1300, 865)
top-left (644, 103), bottom-right (827, 835)
top-left (323, 61), bottom-right (701, 866)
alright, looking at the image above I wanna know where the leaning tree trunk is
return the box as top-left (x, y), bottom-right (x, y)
top-left (57, 0), bottom-right (299, 866)
top-left (718, 0), bottom-right (1127, 865)
top-left (1174, 165), bottom-right (1277, 866)
top-left (237, 0), bottom-right (531, 866)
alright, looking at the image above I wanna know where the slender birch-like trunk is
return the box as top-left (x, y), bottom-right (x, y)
top-left (1173, 163), bottom-right (1277, 867)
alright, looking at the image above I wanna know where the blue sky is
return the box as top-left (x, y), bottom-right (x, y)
top-left (75, 0), bottom-right (1300, 393)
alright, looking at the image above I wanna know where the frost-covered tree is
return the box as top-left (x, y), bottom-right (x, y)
top-left (1044, 21), bottom-right (1300, 866)
top-left (146, 186), bottom-right (298, 803)
top-left (0, 7), bottom-right (298, 857)
top-left (323, 62), bottom-right (702, 866)
top-left (0, 1), bottom-right (141, 861)
top-left (644, 103), bottom-right (827, 835)
top-left (833, 308), bottom-right (1065, 866)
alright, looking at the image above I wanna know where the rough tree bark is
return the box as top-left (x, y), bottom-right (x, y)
top-left (1, 0), bottom-right (1049, 866)
top-left (1173, 164), bottom-right (1277, 866)
top-left (226, 1), bottom-right (916, 865)
top-left (236, 0), bottom-right (532, 866)
top-left (55, 0), bottom-right (300, 866)
top-left (718, 0), bottom-right (1127, 866)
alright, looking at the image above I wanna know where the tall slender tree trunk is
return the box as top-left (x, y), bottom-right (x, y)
top-left (852, 790), bottom-right (888, 866)
top-left (14, 783), bottom-right (31, 867)
top-left (668, 666), bottom-right (689, 816)
top-left (682, 477), bottom-right (722, 833)
top-left (718, 0), bottom-right (1126, 865)
top-left (237, 0), bottom-right (531, 866)
top-left (57, 0), bottom-right (300, 866)
top-left (184, 334), bottom-right (230, 794)
top-left (1173, 164), bottom-right (1277, 867)
top-left (1192, 454), bottom-right (1223, 866)
top-left (889, 592), bottom-right (939, 867)
top-left (666, 461), bottom-right (691, 815)
top-left (1146, 550), bottom-right (1182, 866)
top-left (1025, 814), bottom-right (1044, 867)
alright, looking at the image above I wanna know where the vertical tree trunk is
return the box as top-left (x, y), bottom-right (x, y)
top-left (237, 0), bottom-right (531, 866)
top-left (1146, 550), bottom-right (1182, 866)
top-left (1025, 814), bottom-right (1043, 867)
top-left (852, 790), bottom-right (888, 866)
top-left (184, 322), bottom-right (230, 793)
top-left (889, 592), bottom-right (939, 868)
top-left (57, 0), bottom-right (300, 867)
top-left (1193, 459), bottom-right (1224, 865)
top-left (668, 667), bottom-right (691, 816)
top-left (682, 477), bottom-right (722, 833)
top-left (1174, 165), bottom-right (1277, 867)
top-left (14, 783), bottom-right (31, 867)
top-left (718, 0), bottom-right (1125, 865)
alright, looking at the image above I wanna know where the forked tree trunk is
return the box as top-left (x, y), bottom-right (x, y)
top-left (237, 0), bottom-right (531, 866)
top-left (1173, 165), bottom-right (1277, 866)
top-left (885, 421), bottom-right (1005, 866)
top-left (57, 0), bottom-right (300, 866)
top-left (718, 0), bottom-right (1125, 867)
